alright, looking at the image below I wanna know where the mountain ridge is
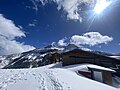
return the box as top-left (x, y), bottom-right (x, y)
top-left (0, 44), bottom-right (118, 69)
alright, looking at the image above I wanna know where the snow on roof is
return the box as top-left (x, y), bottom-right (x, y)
top-left (109, 56), bottom-right (120, 60)
top-left (87, 64), bottom-right (115, 72)
top-left (64, 64), bottom-right (115, 72)
top-left (64, 64), bottom-right (89, 72)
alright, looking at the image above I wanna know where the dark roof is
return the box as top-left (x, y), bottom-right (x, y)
top-left (61, 48), bottom-right (120, 61)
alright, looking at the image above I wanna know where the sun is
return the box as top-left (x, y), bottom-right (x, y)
top-left (94, 0), bottom-right (112, 14)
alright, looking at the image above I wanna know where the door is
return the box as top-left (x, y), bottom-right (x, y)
top-left (93, 71), bottom-right (103, 82)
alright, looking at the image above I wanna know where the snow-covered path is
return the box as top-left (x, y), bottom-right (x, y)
top-left (0, 67), bottom-right (70, 90)
top-left (0, 64), bottom-right (118, 90)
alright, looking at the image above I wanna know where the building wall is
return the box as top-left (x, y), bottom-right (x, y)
top-left (61, 50), bottom-right (120, 69)
top-left (62, 55), bottom-right (95, 66)
top-left (102, 72), bottom-right (113, 86)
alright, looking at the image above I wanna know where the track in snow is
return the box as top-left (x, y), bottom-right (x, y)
top-left (0, 68), bottom-right (66, 90)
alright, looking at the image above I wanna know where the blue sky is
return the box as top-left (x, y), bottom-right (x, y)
top-left (0, 0), bottom-right (120, 55)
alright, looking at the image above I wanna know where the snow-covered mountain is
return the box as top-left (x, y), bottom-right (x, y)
top-left (0, 44), bottom-right (89, 69)
top-left (1, 47), bottom-right (60, 69)
top-left (0, 44), bottom-right (118, 69)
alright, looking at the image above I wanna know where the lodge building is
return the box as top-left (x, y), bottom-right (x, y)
top-left (51, 49), bottom-right (120, 76)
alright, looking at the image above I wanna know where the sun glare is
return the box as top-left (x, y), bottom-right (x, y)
top-left (94, 0), bottom-right (112, 14)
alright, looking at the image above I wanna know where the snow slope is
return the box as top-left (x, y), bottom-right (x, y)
top-left (0, 63), bottom-right (118, 90)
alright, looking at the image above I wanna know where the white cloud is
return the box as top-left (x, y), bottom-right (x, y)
top-left (30, 0), bottom-right (94, 22)
top-left (30, 0), bottom-right (48, 11)
top-left (28, 19), bottom-right (37, 27)
top-left (0, 14), bottom-right (35, 55)
top-left (55, 0), bottom-right (82, 21)
top-left (0, 37), bottom-right (35, 55)
top-left (58, 38), bottom-right (67, 46)
top-left (0, 14), bottom-right (25, 39)
top-left (70, 32), bottom-right (113, 46)
top-left (57, 32), bottom-right (113, 47)
top-left (28, 23), bottom-right (36, 27)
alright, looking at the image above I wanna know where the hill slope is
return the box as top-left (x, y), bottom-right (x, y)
top-left (0, 63), bottom-right (118, 90)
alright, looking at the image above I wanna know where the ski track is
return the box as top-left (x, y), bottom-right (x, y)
top-left (45, 70), bottom-right (63, 90)
top-left (0, 69), bottom-right (67, 90)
